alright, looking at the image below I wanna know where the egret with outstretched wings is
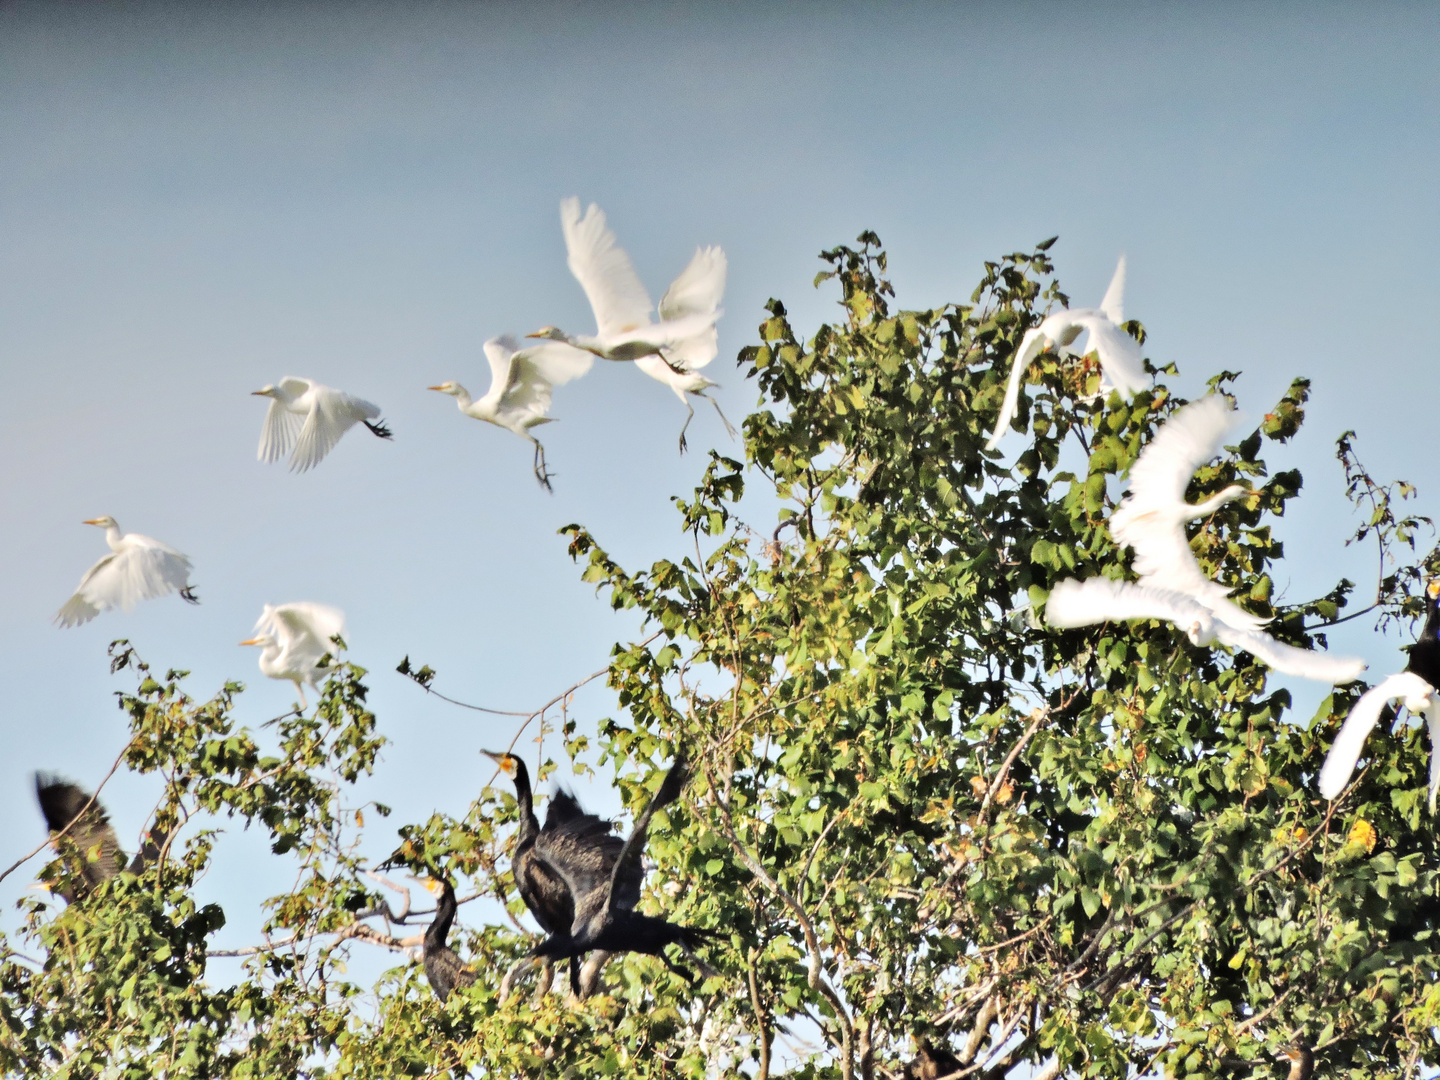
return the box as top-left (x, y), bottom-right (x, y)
top-left (529, 198), bottom-right (732, 451)
top-left (253, 377), bottom-right (392, 472)
top-left (429, 335), bottom-right (593, 490)
top-left (240, 602), bottom-right (346, 709)
top-left (55, 517), bottom-right (198, 627)
top-left (986, 256), bottom-right (1148, 449)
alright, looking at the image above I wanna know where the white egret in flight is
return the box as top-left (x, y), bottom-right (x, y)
top-left (986, 256), bottom-right (1149, 449)
top-left (1109, 395), bottom-right (1268, 632)
top-left (55, 517), bottom-right (198, 628)
top-left (429, 335), bottom-right (594, 491)
top-left (240, 602), bottom-right (347, 709)
top-left (528, 197), bottom-right (732, 451)
top-left (1319, 579), bottom-right (1440, 808)
top-left (252, 377), bottom-right (392, 473)
top-left (1046, 577), bottom-right (1365, 685)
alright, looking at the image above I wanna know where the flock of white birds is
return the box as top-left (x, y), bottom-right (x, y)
top-left (48, 214), bottom-right (1416, 807)
top-left (51, 197), bottom-right (730, 701)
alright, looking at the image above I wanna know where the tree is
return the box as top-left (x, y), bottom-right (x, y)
top-left (3, 233), bottom-right (1437, 1079)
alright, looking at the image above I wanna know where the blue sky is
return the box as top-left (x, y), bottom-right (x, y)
top-left (2, 0), bottom-right (1438, 976)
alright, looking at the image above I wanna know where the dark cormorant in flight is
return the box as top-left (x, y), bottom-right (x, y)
top-left (530, 753), bottom-right (717, 984)
top-left (35, 774), bottom-right (165, 903)
top-left (420, 873), bottom-right (477, 1003)
top-left (484, 749), bottom-right (626, 996)
top-left (1321, 578), bottom-right (1440, 806)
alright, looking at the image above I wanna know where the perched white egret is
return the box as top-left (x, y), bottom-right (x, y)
top-left (252, 377), bottom-right (392, 473)
top-left (528, 197), bottom-right (732, 451)
top-left (1046, 577), bottom-right (1365, 685)
top-left (986, 256), bottom-right (1149, 449)
top-left (1318, 579), bottom-right (1440, 807)
top-left (1109, 395), bottom-right (1268, 632)
top-left (429, 335), bottom-right (594, 491)
top-left (240, 602), bottom-right (347, 709)
top-left (55, 517), bottom-right (198, 628)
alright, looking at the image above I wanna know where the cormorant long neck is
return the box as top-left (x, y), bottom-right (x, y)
top-left (510, 758), bottom-right (539, 847)
top-left (425, 877), bottom-right (457, 951)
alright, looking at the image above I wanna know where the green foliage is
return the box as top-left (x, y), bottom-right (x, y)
top-left (4, 236), bottom-right (1439, 1078)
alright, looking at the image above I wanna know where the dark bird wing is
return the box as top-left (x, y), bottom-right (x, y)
top-left (35, 774), bottom-right (126, 901)
top-left (602, 755), bottom-right (689, 924)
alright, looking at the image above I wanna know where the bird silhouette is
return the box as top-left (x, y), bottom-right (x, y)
top-left (55, 517), bottom-right (198, 628)
top-left (252, 376), bottom-right (392, 472)
top-left (35, 774), bottom-right (166, 903)
top-left (419, 873), bottom-right (477, 1003)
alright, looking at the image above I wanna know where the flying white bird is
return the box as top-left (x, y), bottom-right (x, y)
top-left (429, 335), bottom-right (594, 491)
top-left (986, 256), bottom-right (1149, 450)
top-left (528, 197), bottom-right (733, 451)
top-left (55, 517), bottom-right (198, 628)
top-left (252, 377), bottom-right (393, 473)
top-left (1318, 579), bottom-right (1440, 808)
top-left (1109, 395), bottom-right (1268, 632)
top-left (240, 602), bottom-right (347, 709)
top-left (1046, 577), bottom-right (1365, 685)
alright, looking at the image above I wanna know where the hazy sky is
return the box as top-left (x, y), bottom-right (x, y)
top-left (3, 0), bottom-right (1438, 978)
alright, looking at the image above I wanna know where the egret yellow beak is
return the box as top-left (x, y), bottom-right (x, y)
top-left (250, 390), bottom-right (269, 396)
top-left (82, 518), bottom-right (106, 526)
top-left (239, 637), bottom-right (264, 646)
top-left (427, 385), bottom-right (447, 391)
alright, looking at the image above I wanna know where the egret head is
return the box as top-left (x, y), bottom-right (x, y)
top-left (239, 634), bottom-right (275, 649)
top-left (481, 749), bottom-right (519, 776)
top-left (82, 516), bottom-right (117, 529)
top-left (251, 384), bottom-right (278, 399)
top-left (427, 382), bottom-right (460, 396)
top-left (1183, 615), bottom-right (1217, 648)
top-left (526, 326), bottom-right (567, 342)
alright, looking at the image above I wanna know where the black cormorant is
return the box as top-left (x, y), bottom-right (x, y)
top-left (420, 873), bottom-right (477, 1003)
top-left (1321, 578), bottom-right (1440, 806)
top-left (530, 754), bottom-right (717, 985)
top-left (484, 749), bottom-right (626, 996)
top-left (35, 774), bottom-right (164, 903)
top-left (902, 1041), bottom-right (963, 1080)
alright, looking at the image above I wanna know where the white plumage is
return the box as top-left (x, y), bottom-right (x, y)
top-left (241, 602), bottom-right (347, 709)
top-left (55, 517), bottom-right (198, 628)
top-left (253, 377), bottom-right (392, 473)
top-left (1046, 577), bottom-right (1365, 685)
top-left (1318, 672), bottom-right (1439, 806)
top-left (986, 256), bottom-right (1150, 449)
top-left (529, 197), bottom-right (733, 451)
top-left (1109, 395), bottom-right (1268, 632)
top-left (429, 335), bottom-right (594, 490)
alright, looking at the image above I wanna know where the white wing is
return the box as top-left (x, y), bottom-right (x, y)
top-left (985, 327), bottom-right (1047, 451)
top-left (483, 336), bottom-right (520, 397)
top-left (560, 197), bottom-right (653, 337)
top-left (1077, 315), bottom-right (1149, 397)
top-left (271, 602), bottom-right (347, 682)
top-left (290, 385), bottom-right (378, 473)
top-left (659, 246), bottom-right (726, 323)
top-left (57, 536), bottom-right (193, 625)
top-left (1098, 255), bottom-right (1126, 324)
top-left (258, 398), bottom-right (303, 463)
top-left (1045, 577), bottom-right (1209, 630)
top-left (1213, 622), bottom-right (1365, 685)
top-left (1319, 672), bottom-right (1434, 798)
top-left (1110, 397), bottom-right (1265, 632)
top-left (519, 340), bottom-right (594, 388)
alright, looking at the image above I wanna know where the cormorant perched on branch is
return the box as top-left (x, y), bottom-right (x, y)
top-left (1321, 578), bottom-right (1440, 808)
top-left (530, 753), bottom-right (717, 985)
top-left (35, 774), bottom-right (165, 903)
top-left (420, 873), bottom-right (476, 1003)
top-left (1280, 1044), bottom-right (1314, 1080)
top-left (484, 749), bottom-right (625, 996)
top-left (902, 1041), bottom-right (963, 1080)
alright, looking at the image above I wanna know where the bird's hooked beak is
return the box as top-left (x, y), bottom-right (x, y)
top-left (481, 749), bottom-right (518, 776)
top-left (238, 637), bottom-right (264, 647)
